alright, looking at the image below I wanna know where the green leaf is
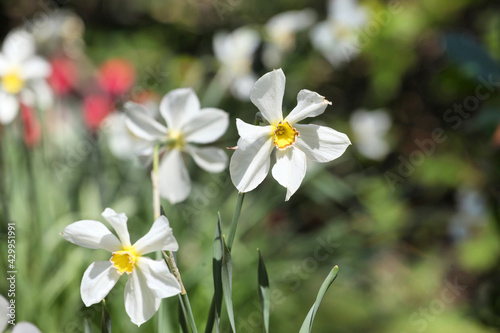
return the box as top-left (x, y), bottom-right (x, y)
top-left (205, 213), bottom-right (223, 333)
top-left (101, 300), bottom-right (111, 333)
top-left (179, 298), bottom-right (190, 333)
top-left (222, 235), bottom-right (236, 332)
top-left (299, 266), bottom-right (340, 333)
top-left (258, 250), bottom-right (270, 333)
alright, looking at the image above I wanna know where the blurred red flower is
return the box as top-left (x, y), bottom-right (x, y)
top-left (98, 58), bottom-right (136, 96)
top-left (21, 104), bottom-right (42, 147)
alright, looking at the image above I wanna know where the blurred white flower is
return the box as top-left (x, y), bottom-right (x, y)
top-left (230, 69), bottom-right (351, 201)
top-left (103, 100), bottom-right (158, 161)
top-left (29, 10), bottom-right (85, 55)
top-left (448, 188), bottom-right (487, 241)
top-left (263, 9), bottom-right (316, 68)
top-left (0, 29), bottom-right (52, 124)
top-left (213, 26), bottom-right (260, 101)
top-left (125, 88), bottom-right (229, 204)
top-left (310, 0), bottom-right (368, 67)
top-left (350, 109), bottom-right (391, 160)
top-left (1, 294), bottom-right (41, 332)
top-left (62, 208), bottom-right (181, 326)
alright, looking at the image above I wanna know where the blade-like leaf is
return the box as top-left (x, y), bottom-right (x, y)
top-left (206, 213), bottom-right (224, 333)
top-left (258, 250), bottom-right (270, 333)
top-left (299, 266), bottom-right (340, 333)
top-left (101, 300), bottom-right (111, 333)
top-left (179, 298), bottom-right (190, 333)
top-left (222, 235), bottom-right (236, 332)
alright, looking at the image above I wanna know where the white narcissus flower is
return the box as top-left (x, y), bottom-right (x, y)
top-left (230, 69), bottom-right (351, 201)
top-left (350, 109), bottom-right (391, 160)
top-left (125, 88), bottom-right (229, 204)
top-left (0, 295), bottom-right (41, 333)
top-left (0, 29), bottom-right (52, 124)
top-left (310, 0), bottom-right (368, 67)
top-left (213, 26), bottom-right (260, 101)
top-left (263, 9), bottom-right (317, 68)
top-left (61, 208), bottom-right (182, 326)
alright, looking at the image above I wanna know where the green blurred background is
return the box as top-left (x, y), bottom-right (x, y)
top-left (1, 0), bottom-right (500, 332)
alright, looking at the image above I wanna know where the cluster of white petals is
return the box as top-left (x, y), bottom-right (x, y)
top-left (230, 69), bottom-right (351, 200)
top-left (310, 0), bottom-right (368, 67)
top-left (0, 30), bottom-right (52, 124)
top-left (263, 9), bottom-right (317, 68)
top-left (213, 27), bottom-right (260, 101)
top-left (62, 208), bottom-right (182, 326)
top-left (125, 88), bottom-right (229, 204)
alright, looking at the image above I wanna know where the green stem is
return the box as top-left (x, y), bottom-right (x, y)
top-left (152, 144), bottom-right (196, 332)
top-left (179, 292), bottom-right (198, 333)
top-left (227, 192), bottom-right (245, 251)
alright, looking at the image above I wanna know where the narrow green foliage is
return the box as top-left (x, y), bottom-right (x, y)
top-left (206, 213), bottom-right (224, 333)
top-left (222, 236), bottom-right (236, 332)
top-left (299, 266), bottom-right (340, 333)
top-left (258, 250), bottom-right (270, 333)
top-left (179, 298), bottom-right (190, 333)
top-left (101, 300), bottom-right (111, 333)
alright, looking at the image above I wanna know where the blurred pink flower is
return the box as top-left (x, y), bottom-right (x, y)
top-left (83, 94), bottom-right (115, 130)
top-left (48, 57), bottom-right (78, 95)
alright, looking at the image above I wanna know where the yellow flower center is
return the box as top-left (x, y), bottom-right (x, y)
top-left (2, 69), bottom-right (25, 95)
top-left (273, 121), bottom-right (299, 150)
top-left (110, 247), bottom-right (139, 275)
top-left (168, 130), bottom-right (185, 150)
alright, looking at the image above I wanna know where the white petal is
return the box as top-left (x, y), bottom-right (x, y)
top-left (294, 124), bottom-right (351, 163)
top-left (159, 149), bottom-right (191, 204)
top-left (250, 69), bottom-right (285, 124)
top-left (160, 88), bottom-right (200, 130)
top-left (230, 73), bottom-right (257, 101)
top-left (230, 134), bottom-right (275, 193)
top-left (266, 9), bottom-right (317, 35)
top-left (0, 91), bottom-right (19, 124)
top-left (101, 208), bottom-right (131, 247)
top-left (182, 108), bottom-right (229, 144)
top-left (235, 118), bottom-right (273, 150)
top-left (28, 79), bottom-right (53, 111)
top-left (0, 294), bottom-right (8, 332)
top-left (124, 268), bottom-right (161, 326)
top-left (271, 147), bottom-right (307, 201)
top-left (0, 54), bottom-right (8, 75)
top-left (2, 30), bottom-right (35, 63)
top-left (330, 0), bottom-right (368, 28)
top-left (21, 56), bottom-right (51, 80)
top-left (310, 22), bottom-right (349, 67)
top-left (125, 102), bottom-right (167, 141)
top-left (133, 216), bottom-right (179, 254)
top-left (185, 144), bottom-right (228, 173)
top-left (285, 89), bottom-right (331, 124)
top-left (80, 261), bottom-right (121, 306)
top-left (12, 322), bottom-right (41, 333)
top-left (213, 27), bottom-right (260, 67)
top-left (136, 257), bottom-right (182, 299)
top-left (62, 220), bottom-right (122, 252)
